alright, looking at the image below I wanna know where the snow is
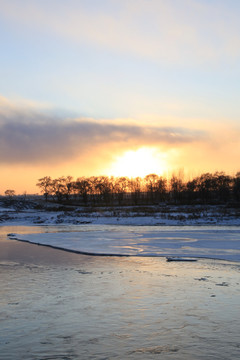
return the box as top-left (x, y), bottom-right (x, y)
top-left (1, 204), bottom-right (240, 227)
top-left (2, 201), bottom-right (240, 261)
top-left (10, 225), bottom-right (240, 262)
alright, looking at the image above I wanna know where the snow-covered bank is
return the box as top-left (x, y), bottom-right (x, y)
top-left (0, 201), bottom-right (240, 226)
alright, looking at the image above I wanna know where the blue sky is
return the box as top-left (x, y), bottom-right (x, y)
top-left (1, 0), bottom-right (240, 118)
top-left (0, 0), bottom-right (240, 192)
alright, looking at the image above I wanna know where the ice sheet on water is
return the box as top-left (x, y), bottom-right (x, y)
top-left (11, 225), bottom-right (240, 262)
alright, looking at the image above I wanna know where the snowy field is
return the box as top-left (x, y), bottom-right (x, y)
top-left (0, 201), bottom-right (240, 227)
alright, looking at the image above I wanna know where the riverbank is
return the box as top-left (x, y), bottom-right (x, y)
top-left (0, 200), bottom-right (240, 226)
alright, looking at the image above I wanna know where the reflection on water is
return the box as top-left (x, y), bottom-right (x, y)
top-left (0, 225), bottom-right (240, 360)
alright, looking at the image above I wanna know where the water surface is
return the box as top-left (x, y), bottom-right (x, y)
top-left (1, 225), bottom-right (240, 360)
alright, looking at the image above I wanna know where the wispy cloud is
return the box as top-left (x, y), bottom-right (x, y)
top-left (1, 0), bottom-right (240, 65)
top-left (0, 97), bottom-right (205, 165)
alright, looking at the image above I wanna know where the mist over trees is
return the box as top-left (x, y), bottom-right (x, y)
top-left (36, 172), bottom-right (240, 206)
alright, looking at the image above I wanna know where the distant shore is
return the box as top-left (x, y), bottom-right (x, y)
top-left (0, 198), bottom-right (239, 226)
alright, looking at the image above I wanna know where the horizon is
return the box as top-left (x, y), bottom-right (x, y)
top-left (1, 0), bottom-right (240, 194)
top-left (1, 169), bottom-right (239, 196)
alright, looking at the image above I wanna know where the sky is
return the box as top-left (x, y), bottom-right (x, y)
top-left (0, 0), bottom-right (240, 194)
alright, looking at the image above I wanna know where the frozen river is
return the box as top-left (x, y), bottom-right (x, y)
top-left (1, 225), bottom-right (240, 359)
top-left (11, 224), bottom-right (240, 261)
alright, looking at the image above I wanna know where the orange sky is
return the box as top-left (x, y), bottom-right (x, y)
top-left (1, 1), bottom-right (240, 194)
top-left (0, 96), bottom-right (239, 194)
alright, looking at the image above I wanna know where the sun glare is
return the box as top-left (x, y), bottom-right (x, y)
top-left (106, 147), bottom-right (168, 178)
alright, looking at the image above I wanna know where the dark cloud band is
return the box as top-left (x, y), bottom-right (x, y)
top-left (0, 109), bottom-right (205, 164)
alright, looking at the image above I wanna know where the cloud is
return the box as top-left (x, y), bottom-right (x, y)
top-left (1, 0), bottom-right (240, 65)
top-left (0, 97), bottom-right (205, 165)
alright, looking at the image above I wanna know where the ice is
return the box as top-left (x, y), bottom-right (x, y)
top-left (11, 225), bottom-right (240, 261)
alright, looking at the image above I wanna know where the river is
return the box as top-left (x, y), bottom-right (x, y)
top-left (0, 225), bottom-right (240, 359)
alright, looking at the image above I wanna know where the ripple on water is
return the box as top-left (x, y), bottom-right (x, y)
top-left (129, 345), bottom-right (180, 354)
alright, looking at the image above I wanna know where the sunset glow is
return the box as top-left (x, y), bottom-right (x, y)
top-left (0, 1), bottom-right (240, 193)
top-left (106, 148), bottom-right (168, 178)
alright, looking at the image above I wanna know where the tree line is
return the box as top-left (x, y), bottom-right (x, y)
top-left (36, 172), bottom-right (240, 206)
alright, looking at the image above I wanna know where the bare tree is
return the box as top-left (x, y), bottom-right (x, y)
top-left (36, 176), bottom-right (53, 201)
top-left (128, 177), bottom-right (142, 205)
top-left (51, 177), bottom-right (69, 202)
top-left (75, 177), bottom-right (92, 205)
top-left (35, 170), bottom-right (240, 206)
top-left (144, 174), bottom-right (159, 203)
top-left (5, 189), bottom-right (15, 198)
top-left (156, 177), bottom-right (167, 202)
top-left (113, 177), bottom-right (129, 205)
top-left (233, 172), bottom-right (240, 201)
top-left (170, 175), bottom-right (184, 203)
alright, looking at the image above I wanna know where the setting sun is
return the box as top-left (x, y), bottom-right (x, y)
top-left (106, 147), bottom-right (168, 178)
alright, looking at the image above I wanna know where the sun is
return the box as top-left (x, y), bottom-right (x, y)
top-left (106, 147), bottom-right (168, 178)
